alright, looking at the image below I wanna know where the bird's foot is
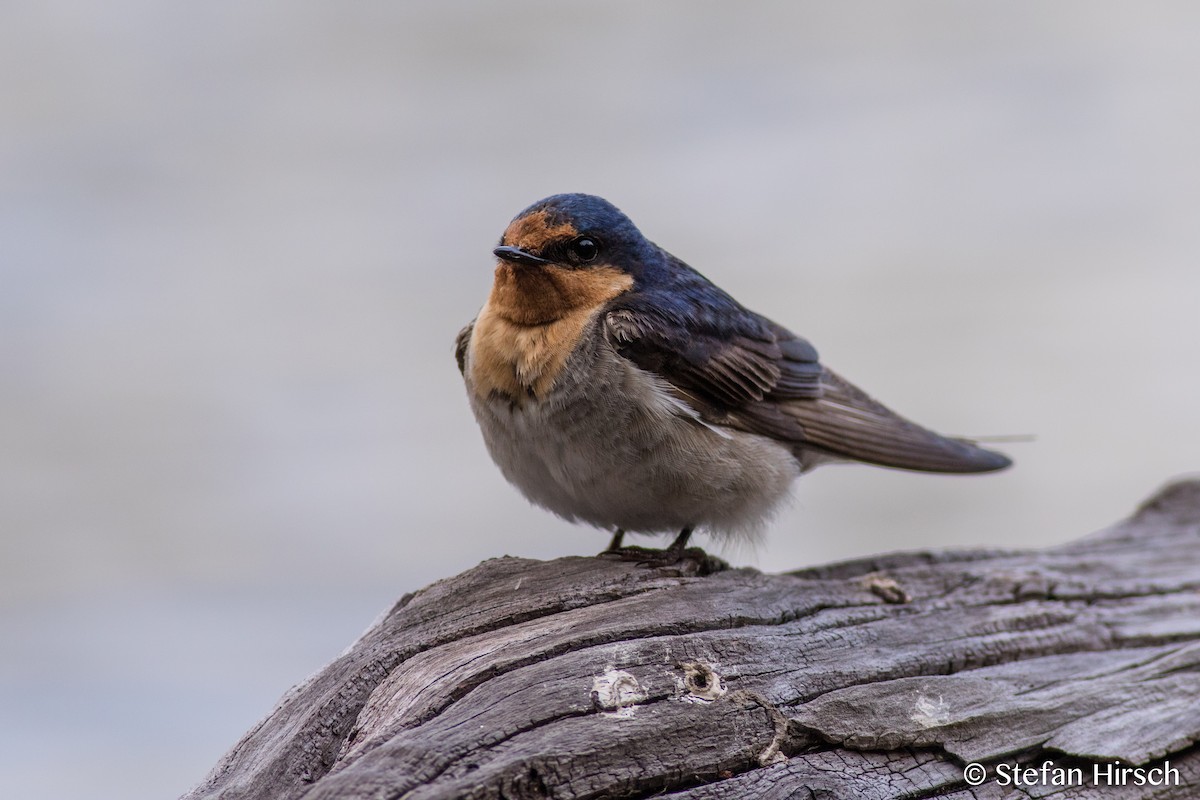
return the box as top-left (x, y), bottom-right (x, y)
top-left (603, 528), bottom-right (626, 552)
top-left (598, 528), bottom-right (727, 575)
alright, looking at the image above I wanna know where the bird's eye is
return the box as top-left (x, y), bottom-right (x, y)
top-left (567, 237), bottom-right (600, 264)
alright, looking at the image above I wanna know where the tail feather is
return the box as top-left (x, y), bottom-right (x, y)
top-left (780, 370), bottom-right (1011, 474)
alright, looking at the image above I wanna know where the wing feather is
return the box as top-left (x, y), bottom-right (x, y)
top-left (455, 322), bottom-right (473, 375)
top-left (603, 304), bottom-right (1009, 475)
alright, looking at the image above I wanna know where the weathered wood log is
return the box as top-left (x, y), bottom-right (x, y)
top-left (186, 480), bottom-right (1200, 799)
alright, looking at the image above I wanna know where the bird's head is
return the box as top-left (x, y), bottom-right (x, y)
top-left (494, 193), bottom-right (650, 273)
top-left (487, 194), bottom-right (650, 325)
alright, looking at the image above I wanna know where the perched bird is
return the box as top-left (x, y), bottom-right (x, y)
top-left (456, 194), bottom-right (1010, 552)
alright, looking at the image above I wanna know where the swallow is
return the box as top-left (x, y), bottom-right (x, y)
top-left (456, 193), bottom-right (1010, 552)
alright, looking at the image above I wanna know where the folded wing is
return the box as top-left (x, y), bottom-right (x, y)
top-left (603, 300), bottom-right (1009, 474)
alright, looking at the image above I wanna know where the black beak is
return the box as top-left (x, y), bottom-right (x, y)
top-left (493, 245), bottom-right (550, 266)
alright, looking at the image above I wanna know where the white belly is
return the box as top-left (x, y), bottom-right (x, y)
top-left (465, 338), bottom-right (801, 540)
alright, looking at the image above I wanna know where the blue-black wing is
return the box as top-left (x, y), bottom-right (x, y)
top-left (602, 261), bottom-right (1009, 474)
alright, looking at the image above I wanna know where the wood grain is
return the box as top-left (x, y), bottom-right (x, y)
top-left (185, 480), bottom-right (1200, 799)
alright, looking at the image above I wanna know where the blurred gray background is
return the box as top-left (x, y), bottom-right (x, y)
top-left (3, 2), bottom-right (1198, 798)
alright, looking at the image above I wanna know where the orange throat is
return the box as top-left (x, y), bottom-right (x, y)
top-left (468, 263), bottom-right (633, 401)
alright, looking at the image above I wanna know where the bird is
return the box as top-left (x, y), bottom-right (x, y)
top-left (456, 193), bottom-right (1010, 554)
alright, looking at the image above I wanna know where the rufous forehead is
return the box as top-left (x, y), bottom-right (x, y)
top-left (502, 209), bottom-right (578, 252)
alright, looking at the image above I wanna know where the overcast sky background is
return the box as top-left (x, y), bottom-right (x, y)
top-left (3, 3), bottom-right (1199, 798)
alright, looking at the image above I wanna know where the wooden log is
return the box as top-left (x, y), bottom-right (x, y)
top-left (185, 480), bottom-right (1200, 799)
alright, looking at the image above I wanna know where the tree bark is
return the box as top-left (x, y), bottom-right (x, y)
top-left (185, 480), bottom-right (1200, 799)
